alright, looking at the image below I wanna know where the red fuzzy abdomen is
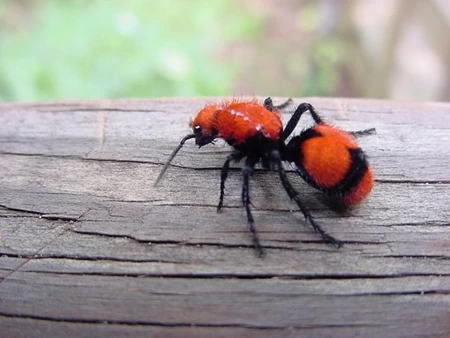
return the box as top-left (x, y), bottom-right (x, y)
top-left (301, 125), bottom-right (358, 188)
top-left (288, 124), bottom-right (373, 205)
top-left (342, 167), bottom-right (374, 205)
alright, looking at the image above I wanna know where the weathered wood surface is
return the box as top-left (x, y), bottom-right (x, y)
top-left (0, 97), bottom-right (449, 337)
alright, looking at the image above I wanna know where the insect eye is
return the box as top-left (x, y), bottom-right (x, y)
top-left (193, 125), bottom-right (202, 135)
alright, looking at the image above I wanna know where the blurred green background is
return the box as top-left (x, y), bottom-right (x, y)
top-left (1, 0), bottom-right (449, 101)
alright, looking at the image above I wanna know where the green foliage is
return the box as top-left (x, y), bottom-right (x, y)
top-left (0, 0), bottom-right (262, 101)
top-left (304, 38), bottom-right (345, 96)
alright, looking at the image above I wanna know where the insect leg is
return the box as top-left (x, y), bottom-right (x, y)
top-left (263, 97), bottom-right (293, 112)
top-left (350, 128), bottom-right (376, 137)
top-left (282, 103), bottom-right (324, 141)
top-left (272, 150), bottom-right (342, 248)
top-left (217, 151), bottom-right (245, 212)
top-left (242, 155), bottom-right (265, 257)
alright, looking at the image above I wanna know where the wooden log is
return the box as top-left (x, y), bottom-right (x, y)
top-left (0, 97), bottom-right (449, 337)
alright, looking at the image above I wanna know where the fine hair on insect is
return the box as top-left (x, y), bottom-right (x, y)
top-left (155, 97), bottom-right (375, 257)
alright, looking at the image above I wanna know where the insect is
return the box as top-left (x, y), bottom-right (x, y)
top-left (155, 97), bottom-right (374, 256)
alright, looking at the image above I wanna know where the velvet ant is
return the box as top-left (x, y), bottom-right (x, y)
top-left (155, 97), bottom-right (374, 256)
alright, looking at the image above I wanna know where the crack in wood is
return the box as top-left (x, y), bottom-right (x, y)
top-left (0, 204), bottom-right (42, 216)
top-left (0, 208), bottom-right (91, 284)
top-left (3, 254), bottom-right (449, 279)
top-left (0, 151), bottom-right (161, 166)
top-left (36, 108), bottom-right (163, 113)
top-left (103, 199), bottom-right (166, 204)
top-left (375, 179), bottom-right (450, 184)
top-left (333, 290), bottom-right (450, 296)
top-left (0, 312), bottom-right (378, 330)
top-left (375, 221), bottom-right (450, 227)
top-left (0, 252), bottom-right (181, 265)
top-left (70, 227), bottom-right (372, 252)
top-left (40, 215), bottom-right (79, 222)
top-left (371, 254), bottom-right (450, 260)
top-left (0, 204), bottom-right (87, 223)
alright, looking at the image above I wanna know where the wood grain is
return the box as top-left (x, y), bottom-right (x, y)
top-left (1, 97), bottom-right (449, 337)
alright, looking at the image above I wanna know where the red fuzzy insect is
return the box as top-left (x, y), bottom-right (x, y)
top-left (282, 103), bottom-right (374, 206)
top-left (155, 98), bottom-right (374, 256)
